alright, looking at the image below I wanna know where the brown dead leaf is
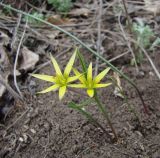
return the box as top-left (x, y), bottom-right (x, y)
top-left (0, 45), bottom-right (10, 97)
top-left (144, 0), bottom-right (160, 15)
top-left (113, 72), bottom-right (124, 99)
top-left (0, 31), bottom-right (9, 45)
top-left (0, 31), bottom-right (11, 97)
top-left (43, 30), bottom-right (60, 39)
top-left (19, 47), bottom-right (39, 71)
top-left (68, 8), bottom-right (91, 17)
top-left (47, 15), bottom-right (73, 25)
top-left (0, 75), bottom-right (8, 97)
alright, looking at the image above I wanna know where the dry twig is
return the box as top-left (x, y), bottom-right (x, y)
top-left (131, 39), bottom-right (160, 80)
top-left (13, 18), bottom-right (28, 98)
top-left (11, 14), bottom-right (22, 49)
top-left (118, 13), bottom-right (139, 72)
top-left (95, 0), bottom-right (103, 76)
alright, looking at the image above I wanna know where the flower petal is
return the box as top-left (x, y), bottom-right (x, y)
top-left (87, 89), bottom-right (94, 97)
top-left (30, 74), bottom-right (56, 82)
top-left (67, 75), bottom-right (80, 83)
top-left (38, 84), bottom-right (59, 93)
top-left (87, 63), bottom-right (92, 83)
top-left (94, 67), bottom-right (110, 83)
top-left (94, 83), bottom-right (112, 88)
top-left (73, 68), bottom-right (86, 84)
top-left (50, 54), bottom-right (62, 76)
top-left (73, 68), bottom-right (81, 75)
top-left (59, 86), bottom-right (67, 100)
top-left (64, 49), bottom-right (77, 77)
top-left (68, 84), bottom-right (86, 88)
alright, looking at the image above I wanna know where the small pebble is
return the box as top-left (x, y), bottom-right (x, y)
top-left (30, 128), bottom-right (36, 134)
top-left (149, 71), bottom-right (154, 76)
top-left (22, 134), bottom-right (28, 142)
top-left (136, 71), bottom-right (145, 78)
top-left (19, 137), bottom-right (24, 142)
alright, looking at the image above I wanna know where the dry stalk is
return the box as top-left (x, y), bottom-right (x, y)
top-left (95, 0), bottom-right (103, 76)
top-left (118, 13), bottom-right (139, 72)
top-left (13, 18), bottom-right (28, 98)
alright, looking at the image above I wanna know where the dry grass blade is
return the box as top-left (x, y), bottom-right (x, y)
top-left (13, 19), bottom-right (28, 98)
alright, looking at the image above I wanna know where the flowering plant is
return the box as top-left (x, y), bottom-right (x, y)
top-left (31, 48), bottom-right (118, 141)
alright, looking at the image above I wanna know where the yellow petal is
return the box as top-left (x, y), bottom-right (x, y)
top-left (64, 49), bottom-right (77, 77)
top-left (94, 83), bottom-right (112, 88)
top-left (87, 89), bottom-right (94, 97)
top-left (38, 84), bottom-right (59, 93)
top-left (50, 54), bottom-right (62, 76)
top-left (94, 67), bottom-right (110, 83)
top-left (59, 86), bottom-right (66, 100)
top-left (67, 75), bottom-right (80, 83)
top-left (73, 68), bottom-right (86, 84)
top-left (73, 68), bottom-right (81, 76)
top-left (87, 63), bottom-right (92, 83)
top-left (68, 84), bottom-right (86, 88)
top-left (30, 74), bottom-right (56, 82)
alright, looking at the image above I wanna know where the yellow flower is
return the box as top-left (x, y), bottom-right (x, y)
top-left (30, 49), bottom-right (79, 100)
top-left (69, 63), bottom-right (112, 97)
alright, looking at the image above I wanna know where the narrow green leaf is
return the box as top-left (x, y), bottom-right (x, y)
top-left (68, 102), bottom-right (95, 123)
top-left (68, 102), bottom-right (108, 134)
top-left (77, 48), bottom-right (87, 78)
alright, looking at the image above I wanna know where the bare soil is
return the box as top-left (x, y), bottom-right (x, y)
top-left (0, 54), bottom-right (160, 158)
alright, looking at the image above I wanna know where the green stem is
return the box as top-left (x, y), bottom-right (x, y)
top-left (94, 91), bottom-right (118, 141)
top-left (68, 102), bottom-right (110, 137)
top-left (0, 3), bottom-right (149, 114)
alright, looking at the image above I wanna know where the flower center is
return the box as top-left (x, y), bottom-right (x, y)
top-left (55, 75), bottom-right (67, 86)
top-left (86, 80), bottom-right (94, 88)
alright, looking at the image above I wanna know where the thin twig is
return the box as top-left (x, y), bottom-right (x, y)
top-left (95, 0), bottom-right (103, 76)
top-left (121, 0), bottom-right (139, 73)
top-left (118, 15), bottom-right (149, 114)
top-left (131, 39), bottom-right (160, 80)
top-left (141, 47), bottom-right (160, 80)
top-left (121, 0), bottom-right (132, 35)
top-left (109, 50), bottom-right (129, 62)
top-left (118, 13), bottom-right (139, 72)
top-left (10, 14), bottom-right (22, 49)
top-left (13, 18), bottom-right (28, 98)
top-left (5, 108), bottom-right (29, 131)
top-left (99, 50), bottom-right (130, 68)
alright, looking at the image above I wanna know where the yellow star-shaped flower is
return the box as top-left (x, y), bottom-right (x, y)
top-left (69, 63), bottom-right (112, 97)
top-left (31, 49), bottom-right (79, 100)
